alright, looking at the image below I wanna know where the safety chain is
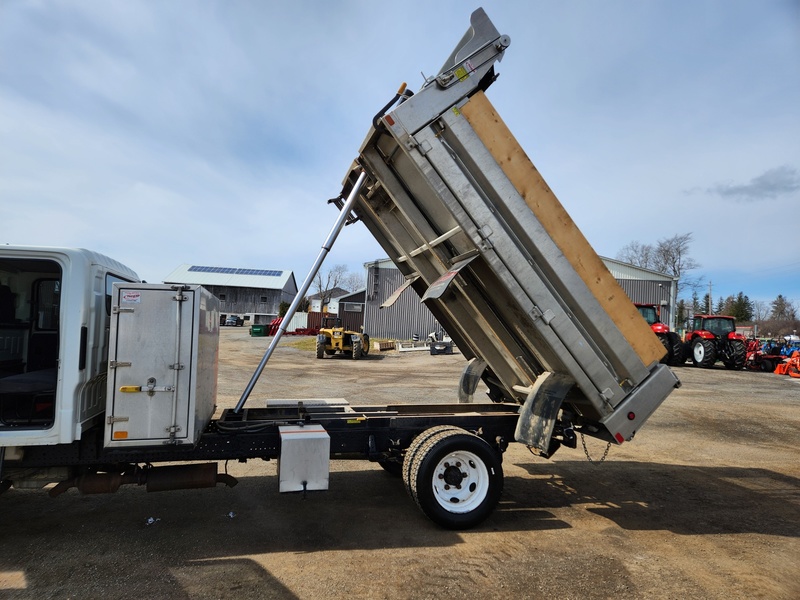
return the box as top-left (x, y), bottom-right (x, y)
top-left (580, 432), bottom-right (611, 464)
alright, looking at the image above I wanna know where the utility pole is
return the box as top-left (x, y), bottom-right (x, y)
top-left (708, 280), bottom-right (713, 314)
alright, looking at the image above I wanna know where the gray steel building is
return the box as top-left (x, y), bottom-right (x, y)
top-left (163, 264), bottom-right (297, 325)
top-left (601, 258), bottom-right (678, 330)
top-left (364, 259), bottom-right (442, 340)
top-left (364, 257), bottom-right (678, 340)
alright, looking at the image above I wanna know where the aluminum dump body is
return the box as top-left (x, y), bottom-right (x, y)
top-left (343, 8), bottom-right (679, 451)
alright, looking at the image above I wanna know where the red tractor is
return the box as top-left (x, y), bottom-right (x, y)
top-left (635, 303), bottom-right (684, 366)
top-left (683, 314), bottom-right (746, 369)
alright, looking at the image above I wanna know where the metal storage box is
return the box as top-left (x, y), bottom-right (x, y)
top-left (104, 284), bottom-right (219, 448)
top-left (278, 424), bottom-right (330, 492)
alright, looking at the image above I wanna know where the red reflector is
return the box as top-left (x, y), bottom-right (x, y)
top-left (385, 115), bottom-right (395, 126)
top-left (627, 412), bottom-right (636, 420)
top-left (614, 433), bottom-right (625, 444)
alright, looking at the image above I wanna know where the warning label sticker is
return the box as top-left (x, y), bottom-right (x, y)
top-left (121, 291), bottom-right (142, 303)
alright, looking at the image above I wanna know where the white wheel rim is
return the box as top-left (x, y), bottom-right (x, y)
top-left (431, 450), bottom-right (490, 514)
top-left (694, 343), bottom-right (704, 361)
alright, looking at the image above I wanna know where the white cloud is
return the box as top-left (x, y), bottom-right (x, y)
top-left (707, 166), bottom-right (800, 202)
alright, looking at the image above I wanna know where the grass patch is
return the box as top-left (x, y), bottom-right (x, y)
top-left (284, 336), bottom-right (317, 351)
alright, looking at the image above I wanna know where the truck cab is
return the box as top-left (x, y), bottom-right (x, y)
top-left (0, 247), bottom-right (139, 447)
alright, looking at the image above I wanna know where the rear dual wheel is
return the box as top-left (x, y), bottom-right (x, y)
top-left (403, 427), bottom-right (503, 530)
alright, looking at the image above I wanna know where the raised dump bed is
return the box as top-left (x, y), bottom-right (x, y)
top-left (342, 8), bottom-right (679, 455)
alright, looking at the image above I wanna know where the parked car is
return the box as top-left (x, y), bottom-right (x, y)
top-left (225, 315), bottom-right (244, 327)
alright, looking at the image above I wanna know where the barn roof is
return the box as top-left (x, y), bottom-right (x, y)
top-left (164, 263), bottom-right (295, 290)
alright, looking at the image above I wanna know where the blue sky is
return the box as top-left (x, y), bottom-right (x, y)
top-left (1, 1), bottom-right (798, 306)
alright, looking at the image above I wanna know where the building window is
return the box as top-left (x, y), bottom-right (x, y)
top-left (260, 296), bottom-right (268, 303)
top-left (219, 293), bottom-right (226, 301)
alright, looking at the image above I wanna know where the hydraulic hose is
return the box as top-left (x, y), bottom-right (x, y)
top-left (372, 83), bottom-right (413, 131)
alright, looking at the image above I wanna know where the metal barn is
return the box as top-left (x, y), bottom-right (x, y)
top-left (163, 264), bottom-right (298, 325)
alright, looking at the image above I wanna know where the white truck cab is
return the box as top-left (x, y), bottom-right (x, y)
top-left (0, 246), bottom-right (139, 447)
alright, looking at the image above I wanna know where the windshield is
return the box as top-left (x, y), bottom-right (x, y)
top-left (637, 306), bottom-right (658, 325)
top-left (702, 317), bottom-right (735, 336)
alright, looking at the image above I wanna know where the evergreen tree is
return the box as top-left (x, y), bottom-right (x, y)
top-left (676, 299), bottom-right (688, 329)
top-left (732, 292), bottom-right (753, 321)
top-left (701, 293), bottom-right (710, 314)
top-left (770, 294), bottom-right (790, 320)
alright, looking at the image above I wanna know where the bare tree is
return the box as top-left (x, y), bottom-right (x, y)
top-left (652, 233), bottom-right (701, 295)
top-left (752, 300), bottom-right (769, 322)
top-left (616, 232), bottom-right (700, 297)
top-left (310, 264), bottom-right (365, 308)
top-left (312, 264), bottom-right (349, 305)
top-left (616, 240), bottom-right (654, 269)
top-left (341, 270), bottom-right (365, 293)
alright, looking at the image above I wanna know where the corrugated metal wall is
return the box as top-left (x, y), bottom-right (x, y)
top-left (307, 311), bottom-right (364, 332)
top-left (364, 264), bottom-right (443, 340)
top-left (205, 285), bottom-right (285, 317)
top-left (364, 259), bottom-right (678, 339)
top-left (616, 279), bottom-right (673, 328)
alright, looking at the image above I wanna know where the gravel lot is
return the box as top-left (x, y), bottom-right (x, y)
top-left (1, 326), bottom-right (799, 599)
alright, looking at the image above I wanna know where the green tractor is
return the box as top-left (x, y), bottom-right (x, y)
top-left (316, 317), bottom-right (370, 360)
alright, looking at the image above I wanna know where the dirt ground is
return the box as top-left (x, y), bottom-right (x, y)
top-left (1, 326), bottom-right (799, 599)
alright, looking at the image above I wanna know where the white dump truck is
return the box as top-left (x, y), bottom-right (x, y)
top-left (0, 8), bottom-right (679, 529)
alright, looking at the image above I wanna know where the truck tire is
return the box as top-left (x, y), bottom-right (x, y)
top-left (316, 338), bottom-right (325, 359)
top-left (352, 339), bottom-right (362, 360)
top-left (667, 332), bottom-right (684, 366)
top-left (402, 425), bottom-right (463, 503)
top-left (724, 340), bottom-right (746, 370)
top-left (692, 339), bottom-right (716, 368)
top-left (406, 428), bottom-right (503, 530)
top-left (362, 334), bottom-right (370, 356)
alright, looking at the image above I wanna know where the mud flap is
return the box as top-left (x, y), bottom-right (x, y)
top-left (514, 372), bottom-right (574, 453)
top-left (458, 357), bottom-right (487, 403)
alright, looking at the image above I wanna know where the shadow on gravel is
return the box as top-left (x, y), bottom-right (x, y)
top-left (512, 460), bottom-right (800, 537)
top-left (316, 352), bottom-right (388, 361)
top-left (0, 466), bottom-right (568, 598)
top-left (1, 461), bottom-right (798, 597)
